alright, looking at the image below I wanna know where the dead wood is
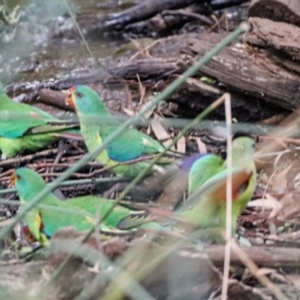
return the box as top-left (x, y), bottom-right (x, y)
top-left (103, 0), bottom-right (199, 30)
top-left (108, 58), bottom-right (183, 79)
top-left (182, 33), bottom-right (300, 110)
top-left (248, 0), bottom-right (300, 26)
top-left (141, 245), bottom-right (269, 300)
top-left (246, 17), bottom-right (300, 61)
top-left (5, 31), bottom-right (286, 122)
top-left (7, 0), bottom-right (300, 122)
top-left (39, 89), bottom-right (73, 112)
top-left (123, 4), bottom-right (213, 37)
top-left (203, 245), bottom-right (300, 267)
top-left (0, 237), bottom-right (282, 300)
top-left (102, 0), bottom-right (249, 36)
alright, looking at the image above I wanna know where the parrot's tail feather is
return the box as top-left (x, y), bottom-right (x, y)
top-left (29, 124), bottom-right (78, 134)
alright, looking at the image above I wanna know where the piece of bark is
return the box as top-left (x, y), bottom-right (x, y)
top-left (141, 247), bottom-right (269, 300)
top-left (6, 30), bottom-right (300, 113)
top-left (245, 17), bottom-right (300, 61)
top-left (104, 0), bottom-right (198, 30)
top-left (108, 58), bottom-right (183, 79)
top-left (203, 245), bottom-right (300, 267)
top-left (211, 0), bottom-right (250, 10)
top-left (124, 4), bottom-right (213, 37)
top-left (166, 76), bottom-right (284, 121)
top-left (38, 89), bottom-right (74, 112)
top-left (248, 0), bottom-right (300, 26)
top-left (181, 33), bottom-right (300, 109)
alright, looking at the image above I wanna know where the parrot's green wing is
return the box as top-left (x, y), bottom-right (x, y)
top-left (0, 101), bottom-right (53, 138)
top-left (14, 168), bottom-right (156, 242)
top-left (179, 166), bottom-right (253, 229)
top-left (0, 85), bottom-right (80, 158)
top-left (0, 85), bottom-right (62, 138)
top-left (178, 136), bottom-right (257, 232)
top-left (188, 154), bottom-right (224, 194)
top-left (181, 166), bottom-right (252, 209)
top-left (100, 126), bottom-right (165, 162)
top-left (14, 168), bottom-right (100, 242)
top-left (67, 85), bottom-right (173, 177)
top-left (67, 195), bottom-right (157, 230)
top-left (67, 196), bottom-right (139, 228)
top-left (40, 203), bottom-right (96, 237)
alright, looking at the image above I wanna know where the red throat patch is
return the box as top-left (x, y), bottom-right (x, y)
top-left (65, 86), bottom-right (76, 107)
top-left (232, 179), bottom-right (250, 201)
top-left (9, 172), bottom-right (16, 187)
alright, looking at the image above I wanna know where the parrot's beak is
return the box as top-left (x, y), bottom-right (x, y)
top-left (64, 86), bottom-right (76, 107)
top-left (9, 172), bottom-right (16, 187)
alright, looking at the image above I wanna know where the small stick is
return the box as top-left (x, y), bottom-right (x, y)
top-left (0, 149), bottom-right (59, 167)
top-left (230, 239), bottom-right (288, 300)
top-left (221, 93), bottom-right (232, 300)
top-left (38, 89), bottom-right (73, 111)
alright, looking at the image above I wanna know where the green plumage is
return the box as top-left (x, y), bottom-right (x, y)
top-left (13, 168), bottom-right (151, 244)
top-left (107, 136), bottom-right (256, 234)
top-left (13, 136), bottom-right (256, 244)
top-left (0, 84), bottom-right (79, 158)
top-left (181, 136), bottom-right (257, 232)
top-left (188, 154), bottom-right (224, 194)
top-left (67, 85), bottom-right (168, 178)
top-left (66, 196), bottom-right (142, 229)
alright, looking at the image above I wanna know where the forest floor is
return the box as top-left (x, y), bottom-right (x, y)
top-left (1, 0), bottom-right (300, 299)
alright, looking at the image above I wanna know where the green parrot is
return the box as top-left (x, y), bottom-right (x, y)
top-left (100, 133), bottom-right (256, 233)
top-left (12, 167), bottom-right (154, 244)
top-left (12, 134), bottom-right (256, 243)
top-left (0, 83), bottom-right (80, 158)
top-left (117, 162), bottom-right (255, 234)
top-left (180, 135), bottom-right (257, 233)
top-left (65, 85), bottom-right (173, 178)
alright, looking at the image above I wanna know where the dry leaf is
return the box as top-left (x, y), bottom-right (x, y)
top-left (176, 136), bottom-right (186, 153)
top-left (285, 274), bottom-right (300, 290)
top-left (248, 194), bottom-right (281, 213)
top-left (251, 192), bottom-right (300, 220)
top-left (277, 192), bottom-right (300, 220)
top-left (151, 115), bottom-right (174, 149)
top-left (271, 164), bottom-right (293, 194)
top-left (248, 194), bottom-right (283, 220)
top-left (136, 73), bottom-right (146, 107)
top-left (122, 108), bottom-right (135, 116)
top-left (273, 150), bottom-right (288, 168)
top-left (258, 172), bottom-right (269, 185)
top-left (256, 268), bottom-right (276, 276)
top-left (293, 172), bottom-right (300, 189)
top-left (138, 96), bottom-right (156, 120)
top-left (191, 137), bottom-right (207, 154)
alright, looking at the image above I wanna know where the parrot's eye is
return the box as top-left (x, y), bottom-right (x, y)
top-left (16, 175), bottom-right (21, 180)
top-left (76, 92), bottom-right (83, 98)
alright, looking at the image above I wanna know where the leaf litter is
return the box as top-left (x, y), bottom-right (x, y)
top-left (1, 98), bottom-right (300, 299)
